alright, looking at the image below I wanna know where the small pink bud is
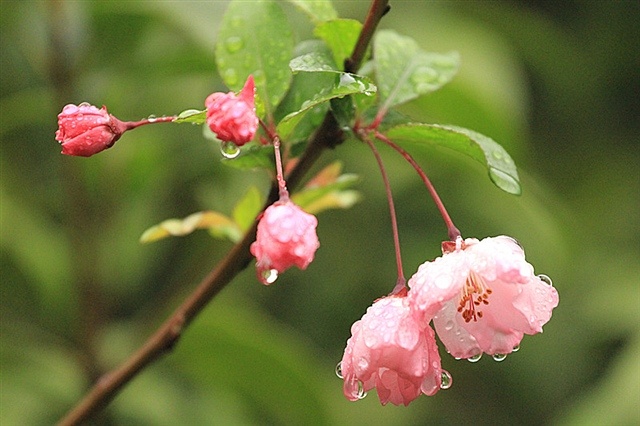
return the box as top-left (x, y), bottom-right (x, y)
top-left (205, 75), bottom-right (258, 146)
top-left (55, 103), bottom-right (128, 157)
top-left (250, 200), bottom-right (319, 285)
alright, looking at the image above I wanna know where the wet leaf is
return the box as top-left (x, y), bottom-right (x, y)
top-left (140, 211), bottom-right (240, 243)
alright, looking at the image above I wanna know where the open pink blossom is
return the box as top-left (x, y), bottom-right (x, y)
top-left (338, 293), bottom-right (448, 406)
top-left (205, 75), bottom-right (258, 146)
top-left (55, 103), bottom-right (128, 157)
top-left (407, 236), bottom-right (559, 360)
top-left (250, 200), bottom-right (319, 285)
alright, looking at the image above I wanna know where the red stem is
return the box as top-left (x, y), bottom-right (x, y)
top-left (362, 135), bottom-right (406, 287)
top-left (375, 131), bottom-right (461, 242)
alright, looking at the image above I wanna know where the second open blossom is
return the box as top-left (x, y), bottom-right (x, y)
top-left (408, 236), bottom-right (559, 360)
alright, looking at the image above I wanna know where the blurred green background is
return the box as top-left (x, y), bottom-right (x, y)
top-left (1, 1), bottom-right (638, 425)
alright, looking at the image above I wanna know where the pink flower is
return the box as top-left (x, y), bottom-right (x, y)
top-left (55, 103), bottom-right (128, 157)
top-left (407, 236), bottom-right (559, 360)
top-left (250, 200), bottom-right (319, 285)
top-left (338, 293), bottom-right (448, 406)
top-left (205, 75), bottom-right (258, 146)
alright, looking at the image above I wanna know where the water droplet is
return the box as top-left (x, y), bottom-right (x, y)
top-left (538, 274), bottom-right (553, 286)
top-left (261, 268), bottom-right (278, 284)
top-left (147, 114), bottom-right (157, 123)
top-left (489, 167), bottom-right (521, 195)
top-left (492, 353), bottom-right (508, 362)
top-left (78, 102), bottom-right (91, 107)
top-left (356, 381), bottom-right (367, 400)
top-left (511, 345), bottom-right (520, 353)
top-left (357, 357), bottom-right (369, 371)
top-left (444, 320), bottom-right (454, 331)
top-left (335, 362), bottom-right (343, 378)
top-left (253, 69), bottom-right (266, 86)
top-left (440, 370), bottom-right (453, 389)
top-left (220, 141), bottom-right (240, 159)
top-left (467, 353), bottom-right (483, 363)
top-left (225, 36), bottom-right (244, 53)
top-left (223, 68), bottom-right (239, 87)
top-left (492, 150), bottom-right (504, 160)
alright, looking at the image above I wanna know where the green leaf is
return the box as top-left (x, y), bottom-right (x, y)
top-left (221, 145), bottom-right (274, 170)
top-left (277, 73), bottom-right (376, 140)
top-left (289, 51), bottom-right (339, 73)
top-left (140, 211), bottom-right (240, 243)
top-left (173, 109), bottom-right (206, 124)
top-left (314, 19), bottom-right (363, 67)
top-left (216, 0), bottom-right (294, 118)
top-left (291, 161), bottom-right (361, 214)
top-left (232, 186), bottom-right (264, 232)
top-left (287, 0), bottom-right (338, 23)
top-left (374, 30), bottom-right (459, 108)
top-left (385, 123), bottom-right (521, 195)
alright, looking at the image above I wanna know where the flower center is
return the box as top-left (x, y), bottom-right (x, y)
top-left (457, 271), bottom-right (492, 323)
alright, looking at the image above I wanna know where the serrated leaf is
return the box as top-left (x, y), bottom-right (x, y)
top-left (216, 0), bottom-right (293, 118)
top-left (287, 0), bottom-right (338, 23)
top-left (277, 73), bottom-right (376, 140)
top-left (385, 123), bottom-right (521, 195)
top-left (289, 51), bottom-right (339, 73)
top-left (140, 211), bottom-right (239, 243)
top-left (374, 30), bottom-right (459, 108)
top-left (232, 186), bottom-right (264, 232)
top-left (314, 19), bottom-right (363, 67)
top-left (173, 109), bottom-right (206, 124)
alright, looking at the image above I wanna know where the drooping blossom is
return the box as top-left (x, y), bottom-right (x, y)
top-left (250, 200), bottom-right (319, 284)
top-left (205, 75), bottom-right (258, 146)
top-left (407, 236), bottom-right (559, 360)
top-left (338, 292), bottom-right (448, 406)
top-left (55, 103), bottom-right (129, 157)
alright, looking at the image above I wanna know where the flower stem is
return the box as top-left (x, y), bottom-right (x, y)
top-left (124, 115), bottom-right (177, 130)
top-left (362, 136), bottom-right (405, 287)
top-left (273, 137), bottom-right (289, 201)
top-left (375, 131), bottom-right (461, 241)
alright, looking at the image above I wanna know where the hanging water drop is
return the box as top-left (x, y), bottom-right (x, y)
top-left (440, 370), bottom-right (453, 389)
top-left (537, 274), bottom-right (553, 286)
top-left (467, 353), bottom-right (483, 363)
top-left (356, 380), bottom-right (367, 400)
top-left (511, 344), bottom-right (520, 353)
top-left (220, 141), bottom-right (240, 159)
top-left (335, 362), bottom-right (343, 379)
top-left (492, 353), bottom-right (508, 362)
top-left (261, 268), bottom-right (278, 284)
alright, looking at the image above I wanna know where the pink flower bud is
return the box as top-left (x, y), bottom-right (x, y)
top-left (55, 103), bottom-right (128, 157)
top-left (250, 200), bottom-right (319, 285)
top-left (338, 294), bottom-right (447, 406)
top-left (205, 75), bottom-right (258, 146)
top-left (408, 236), bottom-right (559, 360)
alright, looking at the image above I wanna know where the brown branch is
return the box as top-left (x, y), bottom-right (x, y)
top-left (57, 1), bottom-right (390, 424)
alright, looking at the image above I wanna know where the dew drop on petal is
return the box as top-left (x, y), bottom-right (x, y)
top-left (440, 370), bottom-right (453, 389)
top-left (537, 274), bottom-right (553, 286)
top-left (261, 268), bottom-right (278, 284)
top-left (444, 320), bottom-right (454, 331)
top-left (511, 345), bottom-right (520, 353)
top-left (335, 362), bottom-right (343, 379)
top-left (468, 353), bottom-right (483, 363)
top-left (492, 353), bottom-right (508, 362)
top-left (220, 141), bottom-right (240, 159)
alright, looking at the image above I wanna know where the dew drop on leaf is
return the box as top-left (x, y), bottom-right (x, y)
top-left (225, 36), bottom-right (244, 53)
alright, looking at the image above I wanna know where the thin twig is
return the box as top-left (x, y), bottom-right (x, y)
top-left (57, 1), bottom-right (389, 424)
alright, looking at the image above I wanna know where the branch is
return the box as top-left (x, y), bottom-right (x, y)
top-left (58, 1), bottom-right (389, 424)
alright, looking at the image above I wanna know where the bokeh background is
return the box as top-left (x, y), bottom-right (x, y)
top-left (1, 1), bottom-right (638, 425)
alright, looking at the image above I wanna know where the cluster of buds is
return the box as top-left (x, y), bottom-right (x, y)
top-left (55, 74), bottom-right (558, 408)
top-left (338, 235), bottom-right (558, 405)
